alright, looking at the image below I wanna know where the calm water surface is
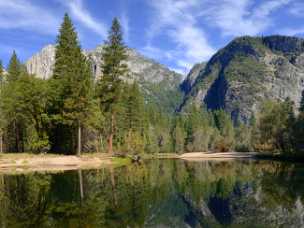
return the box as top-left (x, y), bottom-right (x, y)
top-left (0, 159), bottom-right (304, 228)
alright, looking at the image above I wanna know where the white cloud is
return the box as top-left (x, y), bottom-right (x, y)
top-left (144, 0), bottom-right (292, 73)
top-left (146, 0), bottom-right (215, 72)
top-left (0, 0), bottom-right (59, 35)
top-left (62, 0), bottom-right (107, 38)
top-left (202, 0), bottom-right (291, 36)
top-left (141, 44), bottom-right (175, 61)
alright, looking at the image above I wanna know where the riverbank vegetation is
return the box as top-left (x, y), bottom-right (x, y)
top-left (0, 14), bottom-right (303, 159)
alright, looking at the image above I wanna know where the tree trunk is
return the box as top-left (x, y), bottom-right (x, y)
top-left (0, 175), bottom-right (6, 228)
top-left (77, 122), bottom-right (81, 157)
top-left (14, 121), bottom-right (19, 152)
top-left (110, 166), bottom-right (117, 206)
top-left (108, 114), bottom-right (114, 153)
top-left (0, 131), bottom-right (3, 154)
top-left (78, 169), bottom-right (84, 201)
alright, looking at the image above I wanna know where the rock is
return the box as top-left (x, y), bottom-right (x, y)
top-left (180, 62), bottom-right (206, 94)
top-left (26, 45), bottom-right (55, 80)
top-left (180, 35), bottom-right (304, 122)
top-left (26, 44), bottom-right (183, 112)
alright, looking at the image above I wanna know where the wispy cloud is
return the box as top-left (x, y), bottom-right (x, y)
top-left (0, 0), bottom-right (59, 35)
top-left (202, 0), bottom-right (290, 37)
top-left (144, 0), bottom-right (293, 73)
top-left (146, 0), bottom-right (215, 72)
top-left (62, 0), bottom-right (107, 38)
top-left (279, 1), bottom-right (304, 36)
top-left (288, 2), bottom-right (304, 17)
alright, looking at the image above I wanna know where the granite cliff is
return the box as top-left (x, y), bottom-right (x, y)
top-left (180, 35), bottom-right (304, 122)
top-left (27, 35), bottom-right (304, 120)
top-left (26, 44), bottom-right (183, 112)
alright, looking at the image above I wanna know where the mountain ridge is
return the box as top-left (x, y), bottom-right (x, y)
top-left (26, 44), bottom-right (184, 113)
top-left (180, 35), bottom-right (304, 122)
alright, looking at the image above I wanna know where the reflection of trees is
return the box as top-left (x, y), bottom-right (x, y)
top-left (0, 160), bottom-right (303, 227)
top-left (1, 174), bottom-right (51, 227)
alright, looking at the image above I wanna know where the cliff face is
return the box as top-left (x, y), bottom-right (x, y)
top-left (26, 45), bottom-right (55, 80)
top-left (26, 44), bottom-right (183, 112)
top-left (180, 35), bottom-right (304, 122)
top-left (180, 62), bottom-right (206, 94)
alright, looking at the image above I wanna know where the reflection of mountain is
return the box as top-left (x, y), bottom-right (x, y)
top-left (0, 160), bottom-right (304, 227)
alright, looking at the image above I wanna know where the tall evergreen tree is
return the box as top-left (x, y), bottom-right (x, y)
top-left (123, 82), bottom-right (146, 153)
top-left (2, 52), bottom-right (25, 152)
top-left (0, 60), bottom-right (3, 81)
top-left (7, 51), bottom-right (21, 82)
top-left (125, 83), bottom-right (145, 132)
top-left (50, 13), bottom-right (93, 155)
top-left (97, 18), bottom-right (129, 153)
top-left (0, 60), bottom-right (3, 153)
top-left (172, 116), bottom-right (185, 153)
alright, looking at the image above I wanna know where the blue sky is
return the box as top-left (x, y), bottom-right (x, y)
top-left (1, 0), bottom-right (304, 74)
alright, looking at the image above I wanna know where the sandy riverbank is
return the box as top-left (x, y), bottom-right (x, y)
top-left (0, 152), bottom-right (259, 174)
top-left (0, 153), bottom-right (114, 174)
top-left (179, 152), bottom-right (258, 161)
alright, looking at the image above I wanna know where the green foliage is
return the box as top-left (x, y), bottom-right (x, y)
top-left (1, 14), bottom-right (303, 158)
top-left (1, 71), bottom-right (50, 153)
top-left (0, 60), bottom-right (3, 82)
top-left (213, 110), bottom-right (235, 152)
top-left (97, 18), bottom-right (129, 153)
top-left (253, 99), bottom-right (296, 155)
top-left (7, 51), bottom-right (22, 82)
top-left (49, 13), bottom-right (95, 154)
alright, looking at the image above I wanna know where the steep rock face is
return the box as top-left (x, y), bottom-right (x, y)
top-left (180, 62), bottom-right (206, 94)
top-left (26, 44), bottom-right (183, 112)
top-left (26, 45), bottom-right (55, 80)
top-left (180, 35), bottom-right (304, 122)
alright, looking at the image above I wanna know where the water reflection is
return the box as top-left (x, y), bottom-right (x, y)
top-left (0, 159), bottom-right (304, 227)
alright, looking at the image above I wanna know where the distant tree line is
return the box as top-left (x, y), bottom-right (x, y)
top-left (0, 13), bottom-right (303, 157)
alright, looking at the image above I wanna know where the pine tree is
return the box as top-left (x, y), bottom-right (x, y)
top-left (123, 82), bottom-right (146, 153)
top-left (125, 83), bottom-right (145, 132)
top-left (172, 117), bottom-right (185, 153)
top-left (0, 60), bottom-right (3, 82)
top-left (213, 110), bottom-right (235, 152)
top-left (50, 13), bottom-right (93, 155)
top-left (2, 52), bottom-right (26, 152)
top-left (0, 61), bottom-right (3, 153)
top-left (7, 51), bottom-right (21, 82)
top-left (97, 18), bottom-right (129, 153)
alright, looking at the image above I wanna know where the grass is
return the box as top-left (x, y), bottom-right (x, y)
top-left (111, 157), bottom-right (131, 167)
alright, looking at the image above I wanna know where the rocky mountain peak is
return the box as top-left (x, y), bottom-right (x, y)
top-left (180, 35), bottom-right (304, 122)
top-left (26, 44), bottom-right (183, 113)
top-left (26, 44), bottom-right (55, 79)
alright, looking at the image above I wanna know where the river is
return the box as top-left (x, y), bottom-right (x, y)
top-left (0, 159), bottom-right (303, 227)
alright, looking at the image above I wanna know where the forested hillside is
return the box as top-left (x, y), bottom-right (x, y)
top-left (0, 14), bottom-right (304, 158)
